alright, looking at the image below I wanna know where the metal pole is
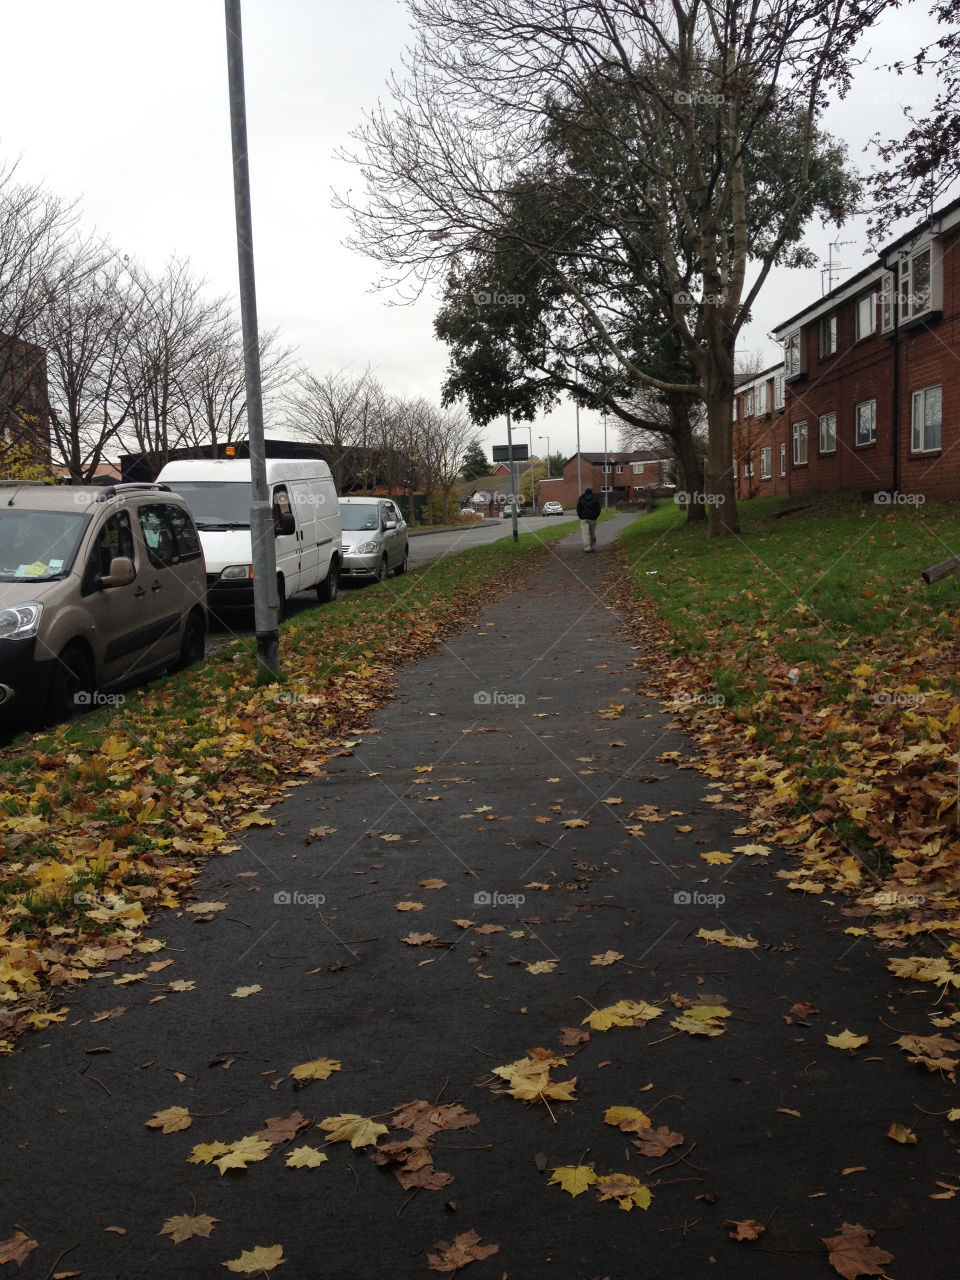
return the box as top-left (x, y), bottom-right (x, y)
top-left (603, 410), bottom-right (609, 509)
top-left (224, 0), bottom-right (279, 677)
top-left (539, 435), bottom-right (550, 477)
top-left (506, 409), bottom-right (518, 542)
top-left (574, 363), bottom-right (582, 497)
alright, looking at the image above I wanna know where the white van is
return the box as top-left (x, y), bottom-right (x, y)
top-left (156, 458), bottom-right (341, 618)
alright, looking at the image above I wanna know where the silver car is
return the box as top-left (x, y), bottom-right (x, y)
top-left (339, 497), bottom-right (409, 581)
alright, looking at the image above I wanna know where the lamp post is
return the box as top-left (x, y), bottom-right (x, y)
top-left (514, 422), bottom-right (534, 510)
top-left (539, 435), bottom-right (551, 477)
top-left (602, 408), bottom-right (609, 509)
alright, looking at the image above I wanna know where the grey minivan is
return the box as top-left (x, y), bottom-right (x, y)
top-left (0, 482), bottom-right (207, 723)
top-left (338, 497), bottom-right (409, 581)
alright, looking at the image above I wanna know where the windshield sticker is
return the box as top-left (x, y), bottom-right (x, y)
top-left (48, 559), bottom-right (64, 572)
top-left (18, 561), bottom-right (50, 578)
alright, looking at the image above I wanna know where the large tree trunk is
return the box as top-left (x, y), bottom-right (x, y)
top-left (669, 395), bottom-right (705, 524)
top-left (703, 365), bottom-right (740, 537)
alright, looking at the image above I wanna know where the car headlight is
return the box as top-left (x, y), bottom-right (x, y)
top-left (220, 565), bottom-right (254, 580)
top-left (0, 602), bottom-right (43, 640)
top-left (352, 542), bottom-right (380, 555)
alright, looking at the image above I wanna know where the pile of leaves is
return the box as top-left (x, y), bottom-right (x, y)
top-left (0, 530), bottom-right (568, 1049)
top-left (616, 495), bottom-right (960, 990)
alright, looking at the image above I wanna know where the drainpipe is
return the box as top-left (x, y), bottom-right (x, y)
top-left (891, 261), bottom-right (901, 496)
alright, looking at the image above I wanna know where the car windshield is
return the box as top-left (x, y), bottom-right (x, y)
top-left (166, 482), bottom-right (252, 527)
top-left (0, 509), bottom-right (89, 581)
top-left (340, 505), bottom-right (380, 531)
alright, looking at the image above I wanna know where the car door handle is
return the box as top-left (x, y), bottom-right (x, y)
top-left (151, 581), bottom-right (162, 593)
top-left (135, 586), bottom-right (146, 599)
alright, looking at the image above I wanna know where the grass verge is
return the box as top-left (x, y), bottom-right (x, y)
top-left (0, 523), bottom-right (573, 1048)
top-left (615, 495), bottom-right (960, 978)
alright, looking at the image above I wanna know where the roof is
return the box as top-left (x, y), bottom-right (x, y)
top-left (572, 450), bottom-right (669, 465)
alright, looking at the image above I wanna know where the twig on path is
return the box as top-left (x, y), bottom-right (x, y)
top-left (42, 1242), bottom-right (79, 1280)
top-left (226, 916), bottom-right (254, 929)
top-left (397, 1188), bottom-right (420, 1218)
top-left (87, 1075), bottom-right (111, 1095)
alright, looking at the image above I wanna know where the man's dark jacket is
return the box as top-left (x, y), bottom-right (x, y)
top-left (576, 491), bottom-right (602, 520)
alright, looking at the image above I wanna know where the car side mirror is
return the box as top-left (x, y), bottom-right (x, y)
top-left (383, 518), bottom-right (397, 529)
top-left (100, 556), bottom-right (135, 588)
top-left (276, 513), bottom-right (296, 536)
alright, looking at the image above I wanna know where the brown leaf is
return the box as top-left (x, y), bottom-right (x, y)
top-left (395, 901), bottom-right (424, 912)
top-left (158, 1212), bottom-right (218, 1244)
top-left (558, 1026), bottom-right (590, 1046)
top-left (632, 1125), bottom-right (684, 1156)
top-left (91, 1005), bottom-right (127, 1023)
top-left (254, 1111), bottom-right (312, 1143)
top-left (725, 1219), bottom-right (766, 1241)
top-left (308, 825), bottom-right (337, 838)
top-left (0, 1230), bottom-right (38, 1265)
top-left (822, 1222), bottom-right (894, 1279)
top-left (427, 1228), bottom-right (499, 1273)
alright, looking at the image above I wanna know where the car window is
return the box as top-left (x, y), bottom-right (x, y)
top-left (0, 509), bottom-right (89, 581)
top-left (272, 485), bottom-right (293, 532)
top-left (136, 504), bottom-right (177, 569)
top-left (340, 504), bottom-right (379, 531)
top-left (165, 504), bottom-right (202, 560)
top-left (90, 511), bottom-right (136, 578)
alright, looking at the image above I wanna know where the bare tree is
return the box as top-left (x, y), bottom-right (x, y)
top-left (284, 366), bottom-right (379, 491)
top-left (0, 162), bottom-right (78, 468)
top-left (38, 240), bottom-right (135, 482)
top-left (340, 0), bottom-right (886, 534)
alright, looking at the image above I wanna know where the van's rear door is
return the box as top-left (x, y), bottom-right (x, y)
top-left (287, 481), bottom-right (319, 589)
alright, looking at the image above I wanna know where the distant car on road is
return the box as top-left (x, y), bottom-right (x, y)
top-left (339, 497), bottom-right (409, 581)
top-left (541, 501), bottom-right (564, 516)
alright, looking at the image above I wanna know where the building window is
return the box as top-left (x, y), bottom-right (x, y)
top-left (819, 411), bottom-right (837, 454)
top-left (855, 291), bottom-right (877, 339)
top-left (602, 464), bottom-right (612, 474)
top-left (855, 400), bottom-right (876, 447)
top-left (784, 330), bottom-right (803, 379)
top-left (911, 383), bottom-right (942, 453)
top-left (615, 465), bottom-right (623, 474)
top-left (902, 246), bottom-right (932, 322)
top-left (743, 388), bottom-right (755, 417)
top-left (773, 373), bottom-right (785, 411)
top-left (760, 446), bottom-right (772, 479)
top-left (756, 383), bottom-right (769, 415)
top-left (780, 442), bottom-right (786, 476)
top-left (819, 314), bottom-right (837, 357)
top-left (632, 462), bottom-right (643, 474)
top-left (880, 270), bottom-right (896, 332)
top-left (792, 420), bottom-right (808, 465)
top-left (743, 460), bottom-right (754, 478)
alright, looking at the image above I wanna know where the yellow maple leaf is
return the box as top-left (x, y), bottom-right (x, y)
top-left (231, 985), bottom-right (262, 998)
top-left (214, 1136), bottom-right (273, 1173)
top-left (826, 1030), bottom-right (868, 1051)
top-left (420, 878), bottom-right (447, 890)
top-left (603, 797), bottom-right (623, 805)
top-left (731, 843), bottom-right (771, 857)
top-left (235, 813), bottom-right (275, 829)
top-left (697, 927), bottom-right (758, 949)
top-left (186, 901), bottom-right (227, 914)
top-left (526, 960), bottom-right (558, 974)
top-left (561, 818), bottom-right (589, 828)
top-left (188, 1140), bottom-right (233, 1164)
top-left (886, 1123), bottom-right (918, 1144)
top-left (582, 999), bottom-right (663, 1031)
top-left (158, 1212), bottom-right (218, 1243)
top-left (318, 1113), bottom-right (388, 1148)
top-left (603, 1106), bottom-right (652, 1133)
top-left (413, 764), bottom-right (433, 773)
top-left (146, 1105), bottom-right (192, 1134)
top-left (285, 1146), bottom-right (329, 1168)
top-left (168, 979), bottom-right (196, 992)
top-left (223, 1243), bottom-right (286, 1273)
top-left (548, 1164), bottom-right (597, 1197)
top-left (590, 951), bottom-right (624, 967)
top-left (289, 1057), bottom-right (341, 1084)
top-left (671, 1012), bottom-right (726, 1037)
top-left (701, 851), bottom-right (734, 865)
top-left (395, 901), bottom-right (424, 911)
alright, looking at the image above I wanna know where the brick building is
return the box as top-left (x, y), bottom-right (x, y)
top-left (734, 195), bottom-right (960, 503)
top-left (538, 450), bottom-right (674, 509)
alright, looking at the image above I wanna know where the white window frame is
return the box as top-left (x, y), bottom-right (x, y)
top-left (743, 388), bottom-right (755, 417)
top-left (819, 411), bottom-right (837, 454)
top-left (756, 383), bottom-right (769, 415)
top-left (911, 383), bottom-right (942, 453)
top-left (792, 420), bottom-right (808, 465)
top-left (880, 270), bottom-right (896, 333)
top-left (902, 245), bottom-right (932, 323)
top-left (784, 329), bottom-right (803, 379)
top-left (743, 459), bottom-right (754, 478)
top-left (855, 400), bottom-right (876, 447)
top-left (615, 464), bottom-right (623, 474)
top-left (780, 441), bottom-right (787, 476)
top-left (760, 446), bottom-right (772, 480)
top-left (632, 462), bottom-right (643, 474)
top-left (855, 291), bottom-right (877, 340)
top-left (773, 374), bottom-right (785, 411)
top-left (819, 314), bottom-right (837, 358)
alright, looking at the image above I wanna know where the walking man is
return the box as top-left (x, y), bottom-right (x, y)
top-left (576, 486), bottom-right (602, 552)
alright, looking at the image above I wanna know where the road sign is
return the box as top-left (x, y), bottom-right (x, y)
top-left (492, 443), bottom-right (528, 462)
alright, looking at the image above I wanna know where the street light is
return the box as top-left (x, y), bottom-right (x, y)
top-left (514, 422), bottom-right (534, 509)
top-left (539, 435), bottom-right (550, 477)
top-left (602, 408), bottom-right (609, 509)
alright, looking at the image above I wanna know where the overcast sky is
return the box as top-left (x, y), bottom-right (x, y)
top-left (0, 1), bottom-right (944, 461)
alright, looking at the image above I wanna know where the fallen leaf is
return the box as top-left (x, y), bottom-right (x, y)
top-left (558, 1027), bottom-right (590, 1046)
top-left (289, 1058), bottom-right (341, 1086)
top-left (826, 1030), bottom-right (868, 1051)
top-left (548, 1164), bottom-right (597, 1197)
top-left (223, 1243), bottom-right (286, 1273)
top-left (214, 1136), bottom-right (274, 1173)
top-left (158, 1212), bottom-right (218, 1244)
top-left (168, 979), bottom-right (196, 992)
top-left (395, 901), bottom-right (424, 912)
top-left (583, 999), bottom-right (663, 1031)
top-left (594, 1172), bottom-right (652, 1210)
top-left (561, 818), bottom-right (589, 828)
top-left (697, 927), bottom-right (758, 949)
top-left (725, 1219), bottom-right (765, 1241)
top-left (186, 901), bottom-right (227, 913)
top-left (526, 960), bottom-right (558, 974)
top-left (91, 1006), bottom-right (127, 1023)
top-left (603, 1106), bottom-right (651, 1133)
top-left (188, 1140), bottom-right (234, 1164)
top-left (146, 1106), bottom-right (192, 1134)
top-left (886, 1123), bottom-right (917, 1145)
top-left (590, 951), bottom-right (624, 967)
top-left (308, 826), bottom-right (337, 838)
top-left (285, 1146), bottom-right (329, 1168)
top-left (0, 1231), bottom-right (38, 1265)
top-left (701, 851), bottom-right (734, 865)
top-left (255, 1112), bottom-right (311, 1143)
top-left (231, 985), bottom-right (262, 998)
top-left (427, 1228), bottom-right (499, 1273)
top-left (318, 1113), bottom-right (388, 1148)
top-left (822, 1222), bottom-right (894, 1279)
top-left (632, 1125), bottom-right (684, 1156)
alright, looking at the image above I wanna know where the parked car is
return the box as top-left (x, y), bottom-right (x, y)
top-left (157, 458), bottom-right (341, 619)
top-left (541, 501), bottom-right (564, 516)
top-left (0, 481), bottom-right (207, 724)
top-left (339, 497), bottom-right (409, 581)
top-left (501, 503), bottom-right (523, 518)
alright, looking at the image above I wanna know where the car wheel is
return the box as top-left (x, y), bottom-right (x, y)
top-left (374, 554), bottom-right (388, 583)
top-left (394, 546), bottom-right (409, 576)
top-left (317, 557), bottom-right (339, 603)
top-left (171, 610), bottom-right (205, 673)
top-left (45, 644), bottom-right (94, 724)
top-left (276, 575), bottom-right (286, 622)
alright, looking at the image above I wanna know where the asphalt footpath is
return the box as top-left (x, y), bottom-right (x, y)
top-left (3, 515), bottom-right (957, 1279)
